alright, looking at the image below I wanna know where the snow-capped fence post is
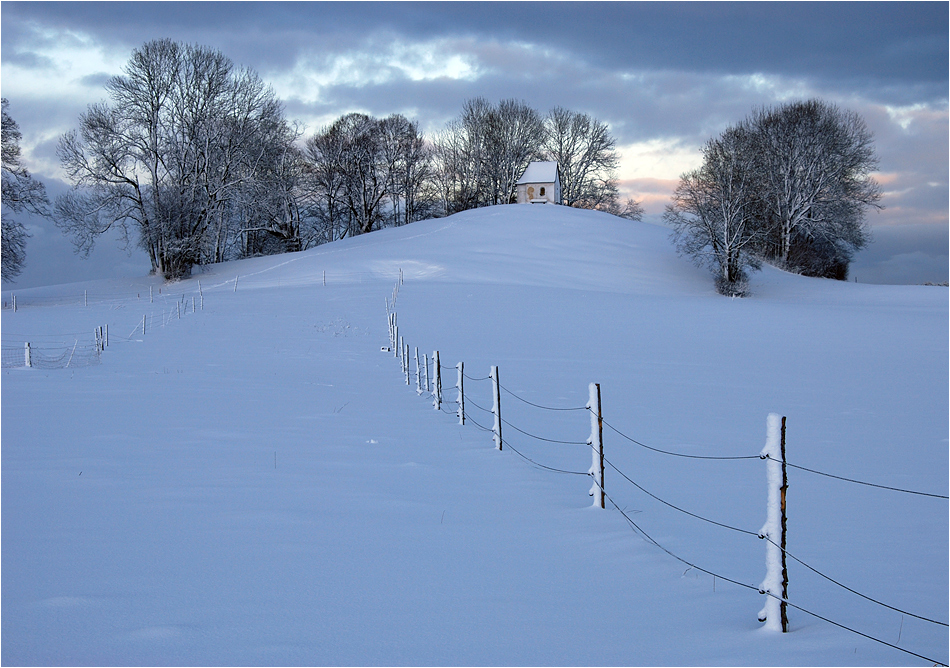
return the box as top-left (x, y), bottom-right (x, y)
top-left (433, 351), bottom-right (442, 410)
top-left (142, 315), bottom-right (147, 336)
top-left (758, 413), bottom-right (789, 632)
top-left (24, 342), bottom-right (31, 368)
top-left (12, 295), bottom-right (16, 312)
top-left (415, 347), bottom-right (422, 394)
top-left (588, 382), bottom-right (604, 509)
top-left (398, 335), bottom-right (404, 366)
top-left (490, 365), bottom-right (503, 450)
top-left (404, 343), bottom-right (410, 385)
top-left (456, 362), bottom-right (465, 425)
top-left (105, 324), bottom-right (109, 347)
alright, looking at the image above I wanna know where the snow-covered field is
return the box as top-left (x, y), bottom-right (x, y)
top-left (2, 205), bottom-right (947, 666)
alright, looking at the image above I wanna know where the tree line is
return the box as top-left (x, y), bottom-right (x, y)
top-left (665, 100), bottom-right (882, 295)
top-left (2, 39), bottom-right (881, 292)
top-left (21, 39), bottom-right (630, 280)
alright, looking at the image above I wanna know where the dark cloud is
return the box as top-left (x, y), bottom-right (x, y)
top-left (4, 2), bottom-right (947, 89)
top-left (78, 72), bottom-right (114, 89)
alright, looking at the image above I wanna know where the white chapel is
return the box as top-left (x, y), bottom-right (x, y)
top-left (516, 161), bottom-right (561, 205)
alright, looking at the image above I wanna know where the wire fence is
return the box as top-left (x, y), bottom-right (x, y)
top-left (1, 342), bottom-right (102, 369)
top-left (2, 281), bottom-right (209, 370)
top-left (385, 280), bottom-right (948, 667)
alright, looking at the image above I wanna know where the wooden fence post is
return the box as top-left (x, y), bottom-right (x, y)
top-left (490, 365), bottom-right (503, 450)
top-left (404, 343), bottom-right (410, 385)
top-left (587, 382), bottom-right (604, 508)
top-left (758, 413), bottom-right (789, 632)
top-left (456, 362), bottom-right (465, 425)
top-left (433, 351), bottom-right (442, 411)
top-left (142, 315), bottom-right (147, 335)
top-left (24, 342), bottom-right (31, 368)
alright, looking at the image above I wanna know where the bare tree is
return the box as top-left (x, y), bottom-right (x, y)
top-left (377, 114), bottom-right (434, 227)
top-left (485, 99), bottom-right (546, 205)
top-left (601, 197), bottom-right (644, 221)
top-left (748, 100), bottom-right (881, 278)
top-left (434, 98), bottom-right (546, 212)
top-left (666, 126), bottom-right (763, 296)
top-left (56, 39), bottom-right (296, 279)
top-left (2, 98), bottom-right (49, 281)
top-left (303, 120), bottom-right (350, 243)
top-left (433, 98), bottom-right (492, 213)
top-left (543, 107), bottom-right (620, 208)
top-left (335, 113), bottom-right (389, 235)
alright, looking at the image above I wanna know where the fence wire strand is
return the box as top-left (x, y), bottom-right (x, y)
top-left (602, 417), bottom-right (760, 461)
top-left (764, 454), bottom-right (949, 500)
top-left (498, 382), bottom-right (590, 412)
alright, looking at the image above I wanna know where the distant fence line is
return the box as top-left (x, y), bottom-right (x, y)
top-left (1, 268), bottom-right (406, 312)
top-left (2, 267), bottom-right (408, 371)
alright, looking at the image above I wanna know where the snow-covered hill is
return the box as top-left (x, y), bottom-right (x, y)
top-left (2, 205), bottom-right (947, 665)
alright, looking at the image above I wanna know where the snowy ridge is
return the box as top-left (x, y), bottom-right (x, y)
top-left (2, 206), bottom-right (947, 665)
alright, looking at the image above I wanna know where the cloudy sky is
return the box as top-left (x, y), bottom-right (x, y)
top-left (2, 1), bottom-right (947, 289)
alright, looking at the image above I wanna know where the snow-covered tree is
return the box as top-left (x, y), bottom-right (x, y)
top-left (2, 98), bottom-right (49, 281)
top-left (304, 113), bottom-right (434, 239)
top-left (434, 98), bottom-right (545, 212)
top-left (55, 39), bottom-right (297, 279)
top-left (748, 100), bottom-right (881, 279)
top-left (543, 106), bottom-right (621, 209)
top-left (666, 125), bottom-right (763, 296)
